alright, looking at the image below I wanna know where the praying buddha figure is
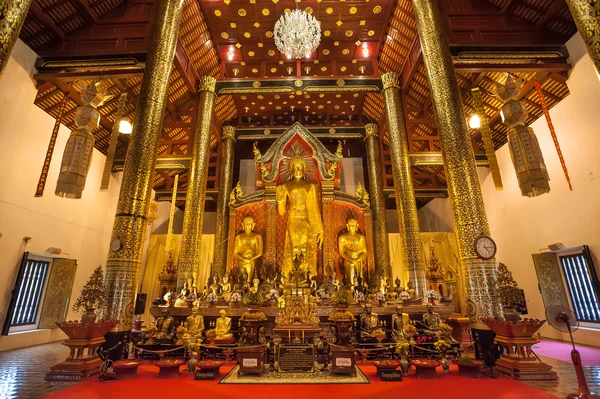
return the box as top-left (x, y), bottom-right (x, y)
top-left (233, 216), bottom-right (263, 282)
top-left (276, 150), bottom-right (323, 276)
top-left (215, 309), bottom-right (233, 339)
top-left (338, 218), bottom-right (368, 282)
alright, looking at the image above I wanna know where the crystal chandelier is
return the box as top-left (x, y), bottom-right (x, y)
top-left (274, 9), bottom-right (321, 59)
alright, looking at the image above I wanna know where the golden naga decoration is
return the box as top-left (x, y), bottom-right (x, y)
top-left (355, 182), bottom-right (370, 206)
top-left (252, 141), bottom-right (263, 162)
top-left (229, 181), bottom-right (243, 205)
top-left (233, 216), bottom-right (263, 282)
top-left (496, 74), bottom-right (550, 197)
top-left (335, 140), bottom-right (344, 158)
top-left (276, 149), bottom-right (324, 276)
top-left (338, 218), bottom-right (367, 282)
top-left (55, 80), bottom-right (111, 199)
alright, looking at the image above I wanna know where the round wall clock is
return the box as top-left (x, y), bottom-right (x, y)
top-left (474, 235), bottom-right (497, 260)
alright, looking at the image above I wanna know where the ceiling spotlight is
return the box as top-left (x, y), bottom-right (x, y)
top-left (500, 109), bottom-right (505, 123)
top-left (362, 44), bottom-right (369, 57)
top-left (119, 117), bottom-right (133, 134)
top-left (359, 65), bottom-right (366, 74)
top-left (227, 50), bottom-right (234, 61)
top-left (468, 114), bottom-right (481, 129)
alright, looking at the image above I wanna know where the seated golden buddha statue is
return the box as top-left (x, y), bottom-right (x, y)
top-left (423, 303), bottom-right (442, 335)
top-left (155, 308), bottom-right (174, 339)
top-left (338, 218), bottom-right (367, 282)
top-left (186, 307), bottom-right (204, 337)
top-left (233, 216), bottom-right (263, 283)
top-left (359, 303), bottom-right (379, 339)
top-left (221, 274), bottom-right (232, 301)
top-left (392, 304), bottom-right (412, 342)
top-left (215, 309), bottom-right (233, 339)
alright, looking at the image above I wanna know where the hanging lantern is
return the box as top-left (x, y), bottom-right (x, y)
top-left (55, 81), bottom-right (109, 199)
top-left (495, 75), bottom-right (550, 197)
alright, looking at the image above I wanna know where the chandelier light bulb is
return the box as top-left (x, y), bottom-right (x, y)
top-left (274, 9), bottom-right (321, 60)
top-left (468, 114), bottom-right (481, 129)
top-left (118, 117), bottom-right (133, 134)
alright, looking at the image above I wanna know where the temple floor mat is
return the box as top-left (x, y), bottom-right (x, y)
top-left (219, 365), bottom-right (370, 384)
top-left (44, 362), bottom-right (561, 399)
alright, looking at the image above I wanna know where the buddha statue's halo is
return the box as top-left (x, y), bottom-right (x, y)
top-left (289, 148), bottom-right (307, 171)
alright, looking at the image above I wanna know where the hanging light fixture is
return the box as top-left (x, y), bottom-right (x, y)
top-left (119, 116), bottom-right (133, 134)
top-left (274, 9), bottom-right (321, 59)
top-left (468, 114), bottom-right (481, 129)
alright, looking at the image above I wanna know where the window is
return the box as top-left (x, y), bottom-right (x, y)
top-left (2, 253), bottom-right (52, 335)
top-left (558, 246), bottom-right (600, 323)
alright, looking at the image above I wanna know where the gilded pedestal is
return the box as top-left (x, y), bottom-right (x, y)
top-left (567, 0), bottom-right (600, 75)
top-left (381, 72), bottom-right (427, 299)
top-left (0, 0), bottom-right (34, 79)
top-left (364, 124), bottom-right (392, 278)
top-left (213, 126), bottom-right (236, 277)
top-left (177, 76), bottom-right (217, 289)
top-left (103, 0), bottom-right (185, 350)
top-left (412, 0), bottom-right (502, 327)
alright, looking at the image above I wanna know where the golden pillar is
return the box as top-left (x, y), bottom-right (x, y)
top-left (212, 125), bottom-right (236, 277)
top-left (413, 0), bottom-right (502, 327)
top-left (103, 0), bottom-right (185, 340)
top-left (381, 73), bottom-right (427, 300)
top-left (177, 76), bottom-right (217, 289)
top-left (566, 0), bottom-right (600, 75)
top-left (0, 0), bottom-right (34, 79)
top-left (363, 123), bottom-right (392, 279)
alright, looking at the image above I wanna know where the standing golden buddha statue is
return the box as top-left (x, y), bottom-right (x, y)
top-left (233, 216), bottom-right (263, 282)
top-left (338, 218), bottom-right (367, 282)
top-left (276, 150), bottom-right (323, 276)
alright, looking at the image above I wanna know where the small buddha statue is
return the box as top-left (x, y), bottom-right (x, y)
top-left (221, 275), bottom-right (232, 301)
top-left (359, 303), bottom-right (379, 338)
top-left (215, 309), bottom-right (233, 339)
top-left (338, 218), bottom-right (368, 282)
top-left (353, 276), bottom-right (367, 296)
top-left (406, 281), bottom-right (416, 299)
top-left (186, 307), bottom-right (204, 337)
top-left (394, 276), bottom-right (405, 295)
top-left (423, 303), bottom-right (442, 335)
top-left (155, 308), bottom-right (174, 338)
top-left (391, 305), bottom-right (411, 342)
top-left (233, 216), bottom-right (264, 282)
top-left (250, 278), bottom-right (260, 293)
top-left (209, 276), bottom-right (223, 297)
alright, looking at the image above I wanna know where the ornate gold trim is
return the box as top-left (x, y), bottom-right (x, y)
top-left (199, 76), bottom-right (217, 93)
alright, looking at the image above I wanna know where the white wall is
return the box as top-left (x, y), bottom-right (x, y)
top-left (479, 33), bottom-right (600, 347)
top-left (0, 40), bottom-right (122, 351)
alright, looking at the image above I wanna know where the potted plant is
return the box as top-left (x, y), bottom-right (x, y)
top-left (72, 265), bottom-right (106, 325)
top-left (496, 263), bottom-right (523, 322)
top-left (243, 290), bottom-right (263, 309)
top-left (433, 339), bottom-right (451, 373)
top-left (453, 356), bottom-right (484, 378)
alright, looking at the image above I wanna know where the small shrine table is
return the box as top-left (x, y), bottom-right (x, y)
top-left (412, 359), bottom-right (440, 378)
top-left (156, 359), bottom-right (184, 378)
top-left (454, 359), bottom-right (484, 378)
top-left (372, 360), bottom-right (400, 377)
top-left (113, 359), bottom-right (143, 379)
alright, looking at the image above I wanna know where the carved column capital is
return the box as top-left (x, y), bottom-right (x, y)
top-left (222, 125), bottom-right (236, 141)
top-left (381, 72), bottom-right (400, 91)
top-left (364, 123), bottom-right (379, 138)
top-left (199, 76), bottom-right (217, 93)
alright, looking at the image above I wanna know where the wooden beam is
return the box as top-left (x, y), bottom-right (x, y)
top-left (174, 40), bottom-right (198, 95)
top-left (29, 2), bottom-right (65, 40)
top-left (453, 62), bottom-right (571, 73)
top-left (71, 0), bottom-right (98, 24)
top-left (536, 1), bottom-right (567, 29)
top-left (501, 0), bottom-right (517, 14)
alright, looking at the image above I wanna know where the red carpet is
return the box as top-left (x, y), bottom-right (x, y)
top-left (534, 339), bottom-right (600, 366)
top-left (45, 362), bottom-right (557, 399)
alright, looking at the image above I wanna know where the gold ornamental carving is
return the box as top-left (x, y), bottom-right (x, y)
top-left (199, 76), bottom-right (217, 93)
top-left (381, 72), bottom-right (400, 90)
top-left (364, 123), bottom-right (378, 138)
top-left (413, 0), bottom-right (502, 327)
top-left (566, 0), bottom-right (600, 75)
top-left (0, 0), bottom-right (34, 78)
top-left (103, 0), bottom-right (186, 332)
top-left (222, 125), bottom-right (236, 141)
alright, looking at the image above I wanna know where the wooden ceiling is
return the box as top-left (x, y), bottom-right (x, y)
top-left (19, 0), bottom-right (578, 208)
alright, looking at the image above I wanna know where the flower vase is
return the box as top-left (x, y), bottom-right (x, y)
top-left (400, 354), bottom-right (409, 376)
top-left (441, 355), bottom-right (449, 374)
top-left (81, 308), bottom-right (97, 325)
top-left (188, 352), bottom-right (198, 374)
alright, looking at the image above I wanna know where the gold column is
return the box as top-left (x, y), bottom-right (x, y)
top-left (177, 76), bottom-right (217, 289)
top-left (566, 0), bottom-right (600, 75)
top-left (363, 123), bottom-right (392, 279)
top-left (103, 0), bottom-right (185, 336)
top-left (0, 0), bottom-right (34, 79)
top-left (381, 72), bottom-right (427, 299)
top-left (413, 0), bottom-right (502, 327)
top-left (213, 125), bottom-right (236, 277)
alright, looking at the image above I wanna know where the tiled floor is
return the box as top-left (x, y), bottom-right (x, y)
top-left (0, 341), bottom-right (597, 398)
